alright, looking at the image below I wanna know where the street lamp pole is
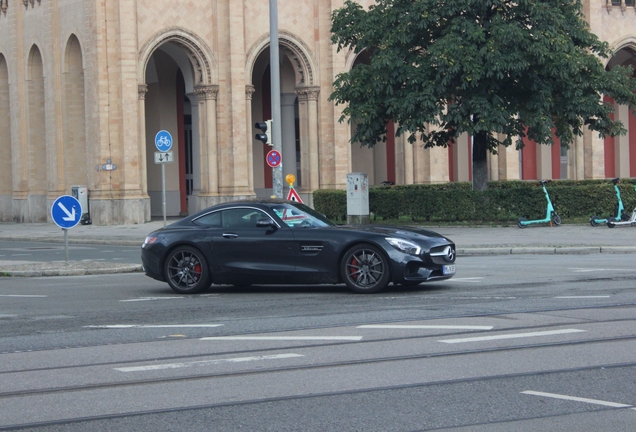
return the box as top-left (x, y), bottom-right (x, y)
top-left (270, 0), bottom-right (283, 198)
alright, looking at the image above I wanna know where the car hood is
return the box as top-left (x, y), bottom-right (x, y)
top-left (335, 224), bottom-right (453, 244)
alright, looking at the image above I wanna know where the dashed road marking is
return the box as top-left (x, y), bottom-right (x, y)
top-left (120, 297), bottom-right (185, 302)
top-left (358, 324), bottom-right (494, 330)
top-left (522, 390), bottom-right (636, 410)
top-left (0, 294), bottom-right (48, 298)
top-left (85, 324), bottom-right (223, 329)
top-left (200, 336), bottom-right (363, 341)
top-left (554, 296), bottom-right (610, 299)
top-left (439, 329), bottom-right (586, 344)
top-left (115, 353), bottom-right (304, 372)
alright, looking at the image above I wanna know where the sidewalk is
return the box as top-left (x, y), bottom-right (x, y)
top-left (0, 220), bottom-right (634, 277)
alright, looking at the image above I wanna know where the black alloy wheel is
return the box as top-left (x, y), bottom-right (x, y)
top-left (164, 246), bottom-right (211, 294)
top-left (340, 244), bottom-right (390, 294)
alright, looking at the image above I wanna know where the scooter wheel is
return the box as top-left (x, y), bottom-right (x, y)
top-left (607, 217), bottom-right (616, 228)
top-left (553, 214), bottom-right (562, 226)
top-left (517, 217), bottom-right (527, 229)
top-left (589, 216), bottom-right (599, 227)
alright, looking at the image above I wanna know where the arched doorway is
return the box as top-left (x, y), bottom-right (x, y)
top-left (605, 46), bottom-right (636, 177)
top-left (250, 48), bottom-right (300, 197)
top-left (143, 40), bottom-right (204, 217)
top-left (0, 53), bottom-right (11, 221)
top-left (27, 45), bottom-right (47, 222)
top-left (349, 50), bottom-right (395, 186)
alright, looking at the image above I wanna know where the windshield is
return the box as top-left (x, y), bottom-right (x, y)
top-left (270, 203), bottom-right (336, 228)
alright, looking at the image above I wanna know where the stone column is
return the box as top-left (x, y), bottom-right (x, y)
top-left (245, 85), bottom-right (255, 192)
top-left (137, 84), bottom-right (148, 196)
top-left (296, 86), bottom-right (320, 192)
top-left (536, 143), bottom-right (552, 180)
top-left (281, 93), bottom-right (297, 186)
top-left (195, 85), bottom-right (219, 207)
top-left (615, 103), bottom-right (630, 177)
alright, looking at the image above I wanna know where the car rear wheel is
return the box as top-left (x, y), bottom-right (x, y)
top-left (340, 244), bottom-right (390, 294)
top-left (164, 246), bottom-right (211, 294)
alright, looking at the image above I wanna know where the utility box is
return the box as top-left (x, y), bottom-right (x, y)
top-left (71, 185), bottom-right (92, 225)
top-left (346, 173), bottom-right (370, 224)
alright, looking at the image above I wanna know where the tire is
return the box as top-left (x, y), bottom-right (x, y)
top-left (552, 213), bottom-right (562, 226)
top-left (589, 216), bottom-right (599, 227)
top-left (340, 244), bottom-right (390, 294)
top-left (607, 217), bottom-right (616, 228)
top-left (164, 246), bottom-right (211, 294)
top-left (516, 217), bottom-right (527, 229)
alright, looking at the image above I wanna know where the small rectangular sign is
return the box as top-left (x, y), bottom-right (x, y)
top-left (154, 151), bottom-right (174, 164)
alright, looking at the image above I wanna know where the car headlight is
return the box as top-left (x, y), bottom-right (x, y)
top-left (386, 237), bottom-right (422, 255)
top-left (142, 235), bottom-right (159, 248)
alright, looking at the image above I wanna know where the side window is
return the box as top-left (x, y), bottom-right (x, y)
top-left (193, 211), bottom-right (222, 227)
top-left (221, 208), bottom-right (267, 229)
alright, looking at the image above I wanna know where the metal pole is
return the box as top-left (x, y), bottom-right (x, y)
top-left (270, 0), bottom-right (283, 198)
top-left (162, 164), bottom-right (167, 227)
top-left (63, 228), bottom-right (69, 264)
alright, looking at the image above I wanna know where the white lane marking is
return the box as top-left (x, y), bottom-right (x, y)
top-left (10, 254), bottom-right (31, 257)
top-left (115, 353), bottom-right (304, 372)
top-left (451, 277), bottom-right (484, 283)
top-left (200, 336), bottom-right (363, 341)
top-left (0, 294), bottom-right (48, 298)
top-left (358, 325), bottom-right (494, 330)
top-left (84, 324), bottom-right (224, 329)
top-left (120, 297), bottom-right (185, 302)
top-left (439, 329), bottom-right (586, 344)
top-left (554, 296), bottom-right (610, 299)
top-left (569, 268), bottom-right (636, 273)
top-left (522, 391), bottom-right (636, 409)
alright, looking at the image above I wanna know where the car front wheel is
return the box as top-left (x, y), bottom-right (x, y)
top-left (164, 246), bottom-right (211, 294)
top-left (340, 244), bottom-right (390, 294)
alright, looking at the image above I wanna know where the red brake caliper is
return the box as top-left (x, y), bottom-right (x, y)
top-left (349, 257), bottom-right (358, 280)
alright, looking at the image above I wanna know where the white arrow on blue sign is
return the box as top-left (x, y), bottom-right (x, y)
top-left (51, 195), bottom-right (82, 229)
top-left (155, 130), bottom-right (173, 152)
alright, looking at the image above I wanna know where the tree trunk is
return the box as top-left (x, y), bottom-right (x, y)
top-left (472, 131), bottom-right (488, 191)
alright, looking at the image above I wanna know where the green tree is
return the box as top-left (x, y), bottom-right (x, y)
top-left (330, 0), bottom-right (636, 190)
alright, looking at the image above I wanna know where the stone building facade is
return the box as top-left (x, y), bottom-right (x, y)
top-left (0, 0), bottom-right (634, 224)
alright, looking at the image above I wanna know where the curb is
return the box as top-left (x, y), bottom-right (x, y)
top-left (459, 246), bottom-right (636, 256)
top-left (0, 264), bottom-right (143, 277)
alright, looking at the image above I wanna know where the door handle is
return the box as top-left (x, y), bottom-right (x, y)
top-left (222, 233), bottom-right (238, 239)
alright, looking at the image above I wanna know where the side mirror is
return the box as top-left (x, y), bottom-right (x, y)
top-left (256, 218), bottom-right (276, 228)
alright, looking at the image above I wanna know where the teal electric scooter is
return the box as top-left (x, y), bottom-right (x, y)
top-left (517, 180), bottom-right (561, 228)
top-left (607, 183), bottom-right (636, 228)
top-left (589, 178), bottom-right (623, 226)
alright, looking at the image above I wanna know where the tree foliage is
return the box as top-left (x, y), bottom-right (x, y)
top-left (330, 0), bottom-right (636, 189)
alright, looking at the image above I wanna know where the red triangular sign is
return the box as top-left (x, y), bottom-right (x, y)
top-left (286, 187), bottom-right (303, 203)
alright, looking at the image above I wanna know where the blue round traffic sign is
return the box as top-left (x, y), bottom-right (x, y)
top-left (155, 130), bottom-right (173, 152)
top-left (266, 150), bottom-right (282, 168)
top-left (51, 195), bottom-right (82, 229)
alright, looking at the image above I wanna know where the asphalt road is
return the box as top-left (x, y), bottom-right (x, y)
top-left (1, 253), bottom-right (635, 431)
top-left (0, 240), bottom-right (141, 265)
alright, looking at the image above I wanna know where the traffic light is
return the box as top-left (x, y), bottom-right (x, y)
top-left (255, 120), bottom-right (272, 145)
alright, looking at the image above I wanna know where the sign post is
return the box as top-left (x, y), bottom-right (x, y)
top-left (155, 130), bottom-right (173, 227)
top-left (51, 195), bottom-right (82, 264)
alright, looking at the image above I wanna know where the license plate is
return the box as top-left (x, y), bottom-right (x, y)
top-left (443, 265), bottom-right (456, 275)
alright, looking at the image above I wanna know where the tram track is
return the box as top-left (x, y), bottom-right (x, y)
top-left (2, 361), bottom-right (636, 431)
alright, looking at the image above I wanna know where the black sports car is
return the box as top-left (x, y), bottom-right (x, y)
top-left (141, 199), bottom-right (456, 294)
